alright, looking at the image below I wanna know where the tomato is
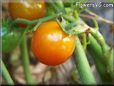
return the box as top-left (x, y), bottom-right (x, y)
top-left (31, 21), bottom-right (75, 66)
top-left (1, 26), bottom-right (20, 53)
top-left (8, 0), bottom-right (46, 27)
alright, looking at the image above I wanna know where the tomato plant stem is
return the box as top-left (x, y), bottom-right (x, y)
top-left (88, 34), bottom-right (103, 62)
top-left (87, 34), bottom-right (112, 82)
top-left (1, 60), bottom-right (14, 84)
top-left (81, 21), bottom-right (114, 82)
top-left (20, 34), bottom-right (34, 84)
top-left (92, 18), bottom-right (99, 30)
top-left (11, 13), bottom-right (61, 27)
top-left (74, 37), bottom-right (96, 84)
top-left (62, 13), bottom-right (113, 83)
top-left (90, 29), bottom-right (114, 78)
top-left (90, 28), bottom-right (110, 53)
top-left (76, 18), bottom-right (113, 75)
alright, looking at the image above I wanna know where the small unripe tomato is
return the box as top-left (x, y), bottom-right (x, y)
top-left (1, 26), bottom-right (20, 53)
top-left (31, 21), bottom-right (75, 66)
top-left (8, 0), bottom-right (46, 27)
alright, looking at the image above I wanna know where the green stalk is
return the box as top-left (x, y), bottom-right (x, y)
top-left (90, 51), bottom-right (113, 83)
top-left (90, 28), bottom-right (110, 53)
top-left (63, 13), bottom-right (113, 82)
top-left (87, 34), bottom-right (113, 82)
top-left (74, 36), bottom-right (96, 84)
top-left (75, 18), bottom-right (113, 79)
top-left (11, 13), bottom-right (61, 27)
top-left (1, 60), bottom-right (14, 84)
top-left (20, 34), bottom-right (34, 84)
top-left (92, 18), bottom-right (99, 30)
top-left (90, 29), bottom-right (114, 76)
top-left (80, 33), bottom-right (87, 50)
top-left (88, 34), bottom-right (103, 63)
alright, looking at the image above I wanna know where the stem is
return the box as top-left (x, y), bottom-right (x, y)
top-left (81, 33), bottom-right (87, 50)
top-left (65, 13), bottom-right (112, 78)
top-left (106, 48), bottom-right (114, 79)
top-left (85, 9), bottom-right (114, 25)
top-left (11, 13), bottom-right (61, 27)
top-left (75, 18), bottom-right (112, 66)
top-left (92, 18), bottom-right (99, 30)
top-left (73, 10), bottom-right (79, 20)
top-left (87, 34), bottom-right (112, 82)
top-left (87, 34), bottom-right (103, 63)
top-left (1, 60), bottom-right (14, 84)
top-left (20, 34), bottom-right (34, 84)
top-left (89, 24), bottom-right (113, 82)
top-left (88, 50), bottom-right (112, 83)
top-left (90, 28), bottom-right (110, 53)
top-left (76, 18), bottom-right (113, 78)
top-left (74, 36), bottom-right (96, 84)
top-left (63, 15), bottom-right (76, 22)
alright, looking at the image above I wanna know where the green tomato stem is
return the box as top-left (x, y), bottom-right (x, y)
top-left (11, 13), bottom-right (61, 27)
top-left (90, 28), bottom-right (110, 53)
top-left (89, 29), bottom-right (114, 78)
top-left (80, 20), bottom-right (114, 82)
top-left (0, 60), bottom-right (14, 84)
top-left (74, 36), bottom-right (96, 84)
top-left (20, 33), bottom-right (34, 84)
top-left (92, 18), bottom-right (99, 30)
top-left (80, 33), bottom-right (87, 50)
top-left (87, 34), bottom-right (113, 82)
top-left (62, 12), bottom-right (113, 82)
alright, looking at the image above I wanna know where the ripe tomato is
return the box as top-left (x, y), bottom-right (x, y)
top-left (31, 21), bottom-right (75, 66)
top-left (8, 0), bottom-right (46, 27)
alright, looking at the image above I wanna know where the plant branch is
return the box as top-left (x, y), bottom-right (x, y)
top-left (87, 34), bottom-right (112, 82)
top-left (20, 33), bottom-right (34, 84)
top-left (74, 36), bottom-right (96, 84)
top-left (80, 9), bottom-right (114, 25)
top-left (1, 60), bottom-right (14, 84)
top-left (10, 13), bottom-right (62, 27)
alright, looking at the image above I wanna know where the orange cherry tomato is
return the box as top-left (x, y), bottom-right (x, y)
top-left (8, 0), bottom-right (46, 27)
top-left (31, 21), bottom-right (75, 66)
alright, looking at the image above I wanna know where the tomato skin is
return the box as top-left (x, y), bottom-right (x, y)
top-left (8, 0), bottom-right (46, 27)
top-left (31, 21), bottom-right (75, 66)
